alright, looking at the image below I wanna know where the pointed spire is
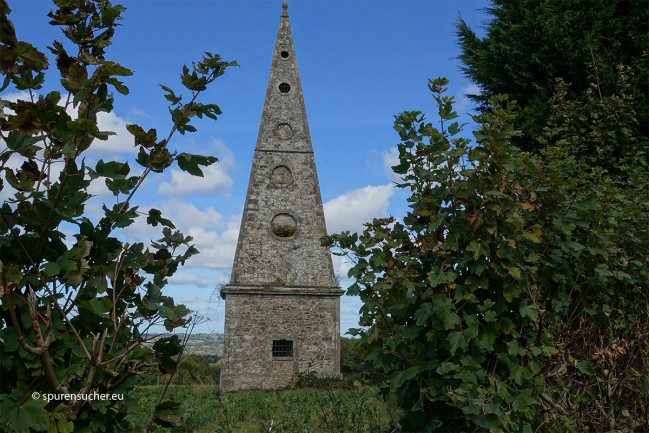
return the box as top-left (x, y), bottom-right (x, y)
top-left (282, 0), bottom-right (288, 17)
top-left (225, 1), bottom-right (337, 288)
top-left (253, 0), bottom-right (312, 153)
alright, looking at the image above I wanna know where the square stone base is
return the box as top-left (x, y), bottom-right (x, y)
top-left (219, 288), bottom-right (341, 391)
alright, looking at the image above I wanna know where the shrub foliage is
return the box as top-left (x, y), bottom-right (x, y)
top-left (0, 0), bottom-right (235, 430)
top-left (325, 77), bottom-right (648, 432)
top-left (456, 0), bottom-right (649, 152)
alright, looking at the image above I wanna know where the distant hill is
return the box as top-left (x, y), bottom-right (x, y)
top-left (146, 333), bottom-right (224, 358)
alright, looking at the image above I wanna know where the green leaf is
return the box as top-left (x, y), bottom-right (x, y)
top-left (447, 331), bottom-right (466, 355)
top-left (519, 304), bottom-right (539, 321)
top-left (176, 153), bottom-right (217, 177)
top-left (147, 208), bottom-right (175, 228)
top-left (443, 312), bottom-right (461, 330)
top-left (153, 335), bottom-right (183, 374)
top-left (0, 394), bottom-right (49, 432)
top-left (522, 229), bottom-right (543, 244)
top-left (105, 176), bottom-right (139, 196)
top-left (4, 265), bottom-right (23, 284)
top-left (510, 364), bottom-right (531, 384)
top-left (414, 304), bottom-right (433, 325)
top-left (126, 124), bottom-right (157, 147)
top-left (57, 260), bottom-right (77, 272)
top-left (404, 365), bottom-right (421, 380)
top-left (507, 266), bottom-right (522, 279)
top-left (42, 262), bottom-right (61, 277)
top-left (477, 328), bottom-right (497, 351)
top-left (153, 400), bottom-right (182, 428)
top-left (429, 270), bottom-right (457, 286)
top-left (436, 362), bottom-right (458, 374)
top-left (595, 264), bottom-right (613, 277)
top-left (95, 160), bottom-right (130, 179)
top-left (564, 240), bottom-right (584, 251)
top-left (483, 310), bottom-right (497, 322)
top-left (391, 370), bottom-right (406, 394)
top-left (576, 360), bottom-right (595, 375)
top-left (87, 298), bottom-right (111, 315)
top-left (466, 240), bottom-right (482, 260)
top-left (160, 84), bottom-right (182, 104)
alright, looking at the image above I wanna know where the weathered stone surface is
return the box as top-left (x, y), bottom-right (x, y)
top-left (220, 1), bottom-right (342, 391)
top-left (220, 292), bottom-right (340, 390)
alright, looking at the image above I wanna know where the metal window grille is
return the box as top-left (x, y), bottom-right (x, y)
top-left (279, 83), bottom-right (291, 93)
top-left (272, 339), bottom-right (293, 357)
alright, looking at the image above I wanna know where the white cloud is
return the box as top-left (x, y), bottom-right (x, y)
top-left (324, 184), bottom-right (394, 276)
top-left (0, 91), bottom-right (36, 106)
top-left (340, 294), bottom-right (363, 335)
top-left (332, 254), bottom-right (354, 281)
top-left (157, 139), bottom-right (235, 195)
top-left (92, 111), bottom-right (137, 154)
top-left (181, 295), bottom-right (199, 303)
top-left (87, 179), bottom-right (112, 198)
top-left (455, 84), bottom-right (482, 116)
top-left (118, 199), bottom-right (239, 271)
top-left (382, 147), bottom-right (401, 182)
top-left (160, 199), bottom-right (223, 232)
top-left (127, 107), bottom-right (153, 121)
top-left (324, 184), bottom-right (394, 234)
top-left (170, 273), bottom-right (221, 288)
top-left (183, 215), bottom-right (240, 270)
top-left (157, 163), bottom-right (232, 195)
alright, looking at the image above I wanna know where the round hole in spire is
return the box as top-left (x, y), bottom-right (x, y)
top-left (279, 83), bottom-right (291, 93)
top-left (280, 51), bottom-right (289, 59)
top-left (274, 123), bottom-right (293, 140)
top-left (271, 165), bottom-right (293, 186)
top-left (271, 213), bottom-right (297, 238)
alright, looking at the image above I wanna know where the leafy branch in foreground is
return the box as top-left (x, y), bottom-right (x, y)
top-left (0, 0), bottom-right (236, 431)
top-left (325, 77), bottom-right (648, 432)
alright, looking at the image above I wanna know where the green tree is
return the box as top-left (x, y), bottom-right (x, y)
top-left (456, 0), bottom-right (649, 156)
top-left (325, 78), bottom-right (648, 432)
top-left (340, 337), bottom-right (368, 377)
top-left (0, 0), bottom-right (236, 431)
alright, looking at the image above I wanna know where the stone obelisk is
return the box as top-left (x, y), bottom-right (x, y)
top-left (219, 1), bottom-right (343, 391)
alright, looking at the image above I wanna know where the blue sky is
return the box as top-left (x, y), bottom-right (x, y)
top-left (5, 0), bottom-right (489, 335)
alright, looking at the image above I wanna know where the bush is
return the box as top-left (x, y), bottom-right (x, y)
top-left (325, 77), bottom-right (648, 432)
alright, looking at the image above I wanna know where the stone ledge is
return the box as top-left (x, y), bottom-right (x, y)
top-left (220, 284), bottom-right (343, 298)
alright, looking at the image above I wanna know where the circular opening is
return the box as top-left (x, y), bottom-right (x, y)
top-left (271, 165), bottom-right (293, 186)
top-left (280, 51), bottom-right (289, 58)
top-left (279, 83), bottom-right (291, 93)
top-left (273, 123), bottom-right (293, 140)
top-left (271, 213), bottom-right (297, 238)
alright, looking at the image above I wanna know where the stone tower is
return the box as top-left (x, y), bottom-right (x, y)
top-left (219, 1), bottom-right (343, 391)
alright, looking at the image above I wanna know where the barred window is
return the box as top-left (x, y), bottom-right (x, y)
top-left (279, 83), bottom-right (291, 93)
top-left (272, 339), bottom-right (293, 357)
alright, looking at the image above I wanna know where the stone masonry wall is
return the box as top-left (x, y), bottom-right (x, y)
top-left (220, 3), bottom-right (342, 391)
top-left (220, 293), bottom-right (341, 391)
top-left (230, 150), bottom-right (336, 287)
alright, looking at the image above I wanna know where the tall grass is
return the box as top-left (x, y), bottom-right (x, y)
top-left (128, 384), bottom-right (399, 432)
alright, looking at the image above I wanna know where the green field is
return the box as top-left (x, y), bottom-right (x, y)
top-left (127, 384), bottom-right (399, 432)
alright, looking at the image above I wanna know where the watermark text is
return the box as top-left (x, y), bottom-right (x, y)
top-left (32, 391), bottom-right (124, 403)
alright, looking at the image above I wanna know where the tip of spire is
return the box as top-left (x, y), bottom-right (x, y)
top-left (282, 0), bottom-right (288, 16)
